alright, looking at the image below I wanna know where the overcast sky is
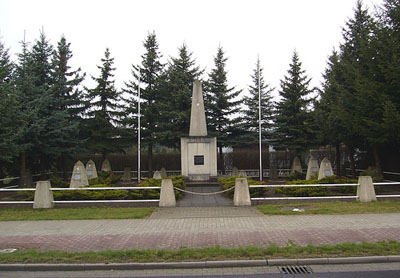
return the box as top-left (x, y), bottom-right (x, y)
top-left (1, 0), bottom-right (383, 100)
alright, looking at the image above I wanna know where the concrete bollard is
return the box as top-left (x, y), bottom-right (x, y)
top-left (233, 178), bottom-right (251, 206)
top-left (357, 176), bottom-right (377, 202)
top-left (159, 179), bottom-right (176, 207)
top-left (33, 181), bottom-right (54, 209)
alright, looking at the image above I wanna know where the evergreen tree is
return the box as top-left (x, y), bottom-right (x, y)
top-left (241, 57), bottom-right (274, 146)
top-left (86, 48), bottom-right (124, 159)
top-left (204, 46), bottom-right (241, 172)
top-left (123, 32), bottom-right (164, 177)
top-left (158, 43), bottom-right (203, 148)
top-left (51, 35), bottom-right (86, 179)
top-left (14, 37), bottom-right (39, 185)
top-left (0, 38), bottom-right (18, 164)
top-left (274, 50), bottom-right (314, 154)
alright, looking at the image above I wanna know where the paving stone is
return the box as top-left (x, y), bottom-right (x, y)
top-left (0, 212), bottom-right (399, 252)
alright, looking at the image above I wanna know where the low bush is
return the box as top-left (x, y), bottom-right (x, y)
top-left (275, 175), bottom-right (358, 197)
top-left (286, 171), bottom-right (306, 181)
top-left (219, 176), bottom-right (264, 199)
top-left (17, 175), bottom-right (186, 202)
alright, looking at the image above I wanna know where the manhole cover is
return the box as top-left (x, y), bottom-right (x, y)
top-left (279, 265), bottom-right (313, 274)
top-left (0, 248), bottom-right (18, 254)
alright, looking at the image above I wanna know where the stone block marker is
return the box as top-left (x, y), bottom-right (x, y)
top-left (153, 170), bottom-right (162, 179)
top-left (33, 181), bottom-right (54, 209)
top-left (269, 166), bottom-right (278, 180)
top-left (101, 159), bottom-right (111, 172)
top-left (160, 167), bottom-right (167, 178)
top-left (123, 167), bottom-right (131, 182)
top-left (234, 178), bottom-right (251, 206)
top-left (306, 156), bottom-right (319, 180)
top-left (159, 179), bottom-right (176, 207)
top-left (231, 167), bottom-right (239, 176)
top-left (238, 170), bottom-right (247, 177)
top-left (290, 156), bottom-right (302, 174)
top-left (70, 161), bottom-right (89, 188)
top-left (85, 159), bottom-right (98, 179)
top-left (318, 157), bottom-right (334, 180)
top-left (357, 176), bottom-right (377, 202)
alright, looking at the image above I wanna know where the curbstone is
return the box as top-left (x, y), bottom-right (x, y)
top-left (1, 256), bottom-right (400, 271)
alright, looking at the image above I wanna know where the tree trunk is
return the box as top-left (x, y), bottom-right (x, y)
top-left (348, 147), bottom-right (356, 179)
top-left (148, 144), bottom-right (153, 178)
top-left (335, 142), bottom-right (341, 177)
top-left (19, 152), bottom-right (26, 187)
top-left (40, 155), bottom-right (46, 180)
top-left (372, 145), bottom-right (383, 178)
top-left (218, 145), bottom-right (225, 175)
top-left (61, 154), bottom-right (68, 181)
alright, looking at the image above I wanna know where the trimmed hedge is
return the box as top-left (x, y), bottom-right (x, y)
top-left (18, 175), bottom-right (186, 202)
top-left (276, 175), bottom-right (358, 197)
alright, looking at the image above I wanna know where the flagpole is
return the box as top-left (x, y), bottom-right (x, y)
top-left (138, 68), bottom-right (141, 182)
top-left (258, 56), bottom-right (262, 181)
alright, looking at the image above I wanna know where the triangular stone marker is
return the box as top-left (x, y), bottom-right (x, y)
top-left (86, 160), bottom-right (98, 180)
top-left (123, 167), bottom-right (131, 182)
top-left (160, 168), bottom-right (167, 178)
top-left (153, 170), bottom-right (162, 180)
top-left (290, 156), bottom-right (302, 174)
top-left (232, 167), bottom-right (239, 176)
top-left (101, 159), bottom-right (111, 172)
top-left (306, 156), bottom-right (319, 180)
top-left (70, 161), bottom-right (89, 188)
top-left (318, 157), bottom-right (334, 180)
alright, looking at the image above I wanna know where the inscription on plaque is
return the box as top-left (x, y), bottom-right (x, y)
top-left (194, 155), bottom-right (204, 165)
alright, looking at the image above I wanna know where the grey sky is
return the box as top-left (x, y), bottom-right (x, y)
top-left (0, 0), bottom-right (383, 100)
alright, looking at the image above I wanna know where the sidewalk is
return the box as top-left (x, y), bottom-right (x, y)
top-left (1, 208), bottom-right (400, 252)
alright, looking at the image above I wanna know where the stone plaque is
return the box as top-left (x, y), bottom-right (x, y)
top-left (74, 174), bottom-right (81, 180)
top-left (194, 155), bottom-right (204, 165)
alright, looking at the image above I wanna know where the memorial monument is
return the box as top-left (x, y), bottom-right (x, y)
top-left (306, 156), bottom-right (319, 180)
top-left (86, 160), bottom-right (98, 180)
top-left (181, 80), bottom-right (217, 181)
top-left (70, 161), bottom-right (89, 188)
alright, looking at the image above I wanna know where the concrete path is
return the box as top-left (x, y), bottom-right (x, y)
top-left (177, 184), bottom-right (232, 207)
top-left (0, 209), bottom-right (399, 252)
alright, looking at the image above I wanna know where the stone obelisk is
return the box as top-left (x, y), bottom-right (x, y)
top-left (181, 80), bottom-right (217, 181)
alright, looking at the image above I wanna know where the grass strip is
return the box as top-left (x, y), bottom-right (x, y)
top-left (257, 200), bottom-right (400, 215)
top-left (0, 241), bottom-right (399, 264)
top-left (0, 207), bottom-right (155, 221)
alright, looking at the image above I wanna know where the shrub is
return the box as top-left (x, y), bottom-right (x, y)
top-left (275, 175), bottom-right (358, 197)
top-left (286, 171), bottom-right (306, 181)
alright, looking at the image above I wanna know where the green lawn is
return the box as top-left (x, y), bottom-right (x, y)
top-left (256, 200), bottom-right (400, 215)
top-left (0, 207), bottom-right (155, 221)
top-left (0, 241), bottom-right (399, 263)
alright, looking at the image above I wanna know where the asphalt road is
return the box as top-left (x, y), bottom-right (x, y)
top-left (1, 263), bottom-right (400, 278)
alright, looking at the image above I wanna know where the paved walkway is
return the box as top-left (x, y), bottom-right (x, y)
top-left (1, 209), bottom-right (400, 252)
top-left (177, 184), bottom-right (232, 207)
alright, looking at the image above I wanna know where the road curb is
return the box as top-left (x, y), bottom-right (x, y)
top-left (0, 256), bottom-right (399, 271)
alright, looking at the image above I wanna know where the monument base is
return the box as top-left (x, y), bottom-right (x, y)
top-left (181, 136), bottom-right (217, 181)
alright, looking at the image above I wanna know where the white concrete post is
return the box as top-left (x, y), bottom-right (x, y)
top-left (357, 176), bottom-right (377, 202)
top-left (33, 181), bottom-right (54, 209)
top-left (159, 179), bottom-right (176, 207)
top-left (233, 178), bottom-right (251, 206)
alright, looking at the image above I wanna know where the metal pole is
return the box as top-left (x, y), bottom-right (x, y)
top-left (258, 56), bottom-right (262, 181)
top-left (138, 68), bottom-right (141, 182)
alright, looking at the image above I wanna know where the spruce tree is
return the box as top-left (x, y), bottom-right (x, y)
top-left (241, 57), bottom-right (274, 146)
top-left (204, 46), bottom-right (241, 172)
top-left (123, 32), bottom-right (164, 177)
top-left (86, 48), bottom-right (124, 159)
top-left (158, 43), bottom-right (203, 148)
top-left (274, 50), bottom-right (314, 154)
top-left (51, 35), bottom-right (86, 179)
top-left (0, 38), bottom-right (18, 164)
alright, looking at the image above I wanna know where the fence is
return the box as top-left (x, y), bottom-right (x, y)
top-left (0, 186), bottom-right (161, 206)
top-left (249, 181), bottom-right (400, 202)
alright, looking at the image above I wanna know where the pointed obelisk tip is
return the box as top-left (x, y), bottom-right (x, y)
top-left (189, 80), bottom-right (207, 136)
